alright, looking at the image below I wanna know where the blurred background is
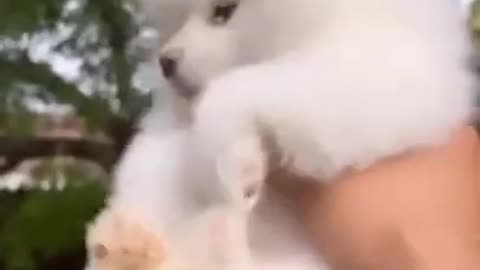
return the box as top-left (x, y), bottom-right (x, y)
top-left (0, 0), bottom-right (479, 269)
top-left (0, 0), bottom-right (162, 269)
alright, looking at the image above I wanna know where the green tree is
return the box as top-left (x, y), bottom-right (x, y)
top-left (0, 0), bottom-right (153, 174)
top-left (0, 1), bottom-right (153, 269)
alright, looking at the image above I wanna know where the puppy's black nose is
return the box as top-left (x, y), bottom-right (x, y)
top-left (159, 56), bottom-right (177, 78)
top-left (159, 48), bottom-right (184, 79)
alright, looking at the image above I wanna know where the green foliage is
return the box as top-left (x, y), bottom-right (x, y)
top-left (0, 0), bottom-right (150, 134)
top-left (471, 0), bottom-right (480, 31)
top-left (470, 0), bottom-right (480, 47)
top-left (0, 180), bottom-right (107, 270)
top-left (0, 0), bottom-right (65, 36)
top-left (0, 1), bottom-right (144, 268)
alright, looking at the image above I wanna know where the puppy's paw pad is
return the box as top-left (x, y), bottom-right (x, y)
top-left (93, 243), bottom-right (109, 260)
top-left (87, 208), bottom-right (166, 268)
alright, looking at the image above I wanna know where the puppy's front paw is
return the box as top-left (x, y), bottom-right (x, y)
top-left (86, 207), bottom-right (166, 270)
top-left (216, 136), bottom-right (267, 211)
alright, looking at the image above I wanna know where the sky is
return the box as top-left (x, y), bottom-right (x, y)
top-left (462, 0), bottom-right (474, 9)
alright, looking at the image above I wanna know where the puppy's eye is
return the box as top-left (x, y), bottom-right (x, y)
top-left (211, 1), bottom-right (238, 25)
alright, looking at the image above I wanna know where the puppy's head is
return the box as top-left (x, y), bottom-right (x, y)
top-left (140, 0), bottom-right (326, 100)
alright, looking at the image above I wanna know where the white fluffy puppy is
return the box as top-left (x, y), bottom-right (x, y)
top-left (85, 0), bottom-right (474, 269)
top-left (191, 0), bottom-right (476, 209)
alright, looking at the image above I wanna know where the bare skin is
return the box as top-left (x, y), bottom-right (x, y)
top-left (272, 127), bottom-right (480, 270)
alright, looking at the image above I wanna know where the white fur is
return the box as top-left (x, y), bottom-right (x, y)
top-left (110, 129), bottom-right (196, 229)
top-left (191, 0), bottom-right (475, 207)
top-left (102, 127), bottom-right (329, 270)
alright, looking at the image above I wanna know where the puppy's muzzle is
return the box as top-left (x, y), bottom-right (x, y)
top-left (159, 48), bottom-right (184, 79)
top-left (159, 48), bottom-right (199, 99)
